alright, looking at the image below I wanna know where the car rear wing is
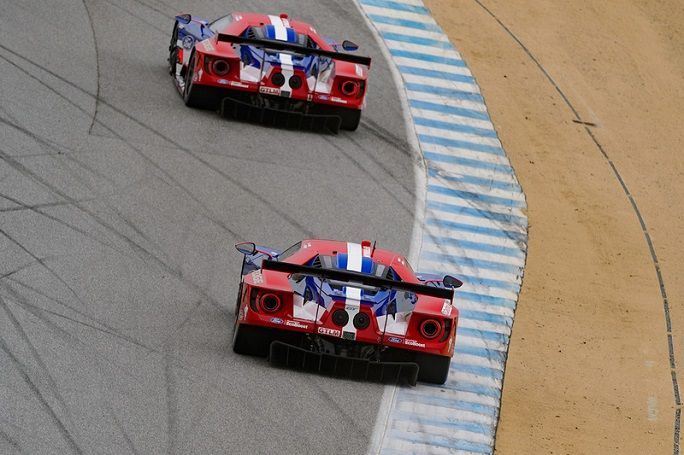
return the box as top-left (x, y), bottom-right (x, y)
top-left (261, 260), bottom-right (453, 300)
top-left (216, 34), bottom-right (372, 67)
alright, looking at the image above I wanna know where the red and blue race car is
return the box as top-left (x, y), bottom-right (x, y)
top-left (232, 239), bottom-right (462, 385)
top-left (168, 12), bottom-right (371, 131)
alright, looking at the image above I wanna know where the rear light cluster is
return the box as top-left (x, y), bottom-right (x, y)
top-left (418, 317), bottom-right (452, 342)
top-left (339, 79), bottom-right (365, 98)
top-left (249, 288), bottom-right (283, 313)
top-left (204, 57), bottom-right (231, 76)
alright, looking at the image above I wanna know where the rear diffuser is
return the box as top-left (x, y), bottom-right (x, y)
top-left (220, 97), bottom-right (342, 133)
top-left (269, 341), bottom-right (419, 386)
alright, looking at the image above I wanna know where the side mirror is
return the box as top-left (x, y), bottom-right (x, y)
top-left (342, 40), bottom-right (359, 52)
top-left (235, 242), bottom-right (256, 255)
top-left (443, 275), bottom-right (463, 289)
top-left (175, 14), bottom-right (191, 24)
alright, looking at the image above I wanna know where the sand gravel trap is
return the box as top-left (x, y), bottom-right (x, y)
top-left (425, 0), bottom-right (684, 453)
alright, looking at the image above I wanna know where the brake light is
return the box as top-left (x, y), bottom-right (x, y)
top-left (341, 80), bottom-right (360, 97)
top-left (211, 59), bottom-right (230, 76)
top-left (259, 293), bottom-right (281, 313)
top-left (419, 318), bottom-right (443, 340)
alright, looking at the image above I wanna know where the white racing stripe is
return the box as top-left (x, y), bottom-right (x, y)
top-left (269, 15), bottom-right (294, 93)
top-left (343, 242), bottom-right (364, 339)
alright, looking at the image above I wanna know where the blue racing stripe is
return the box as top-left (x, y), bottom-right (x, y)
top-left (411, 99), bottom-right (488, 120)
top-left (452, 363), bottom-right (504, 381)
top-left (432, 380), bottom-right (502, 399)
top-left (427, 184), bottom-right (525, 208)
top-left (456, 290), bottom-right (517, 308)
top-left (368, 14), bottom-right (442, 32)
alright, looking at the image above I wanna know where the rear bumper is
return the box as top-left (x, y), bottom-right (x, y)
top-left (269, 340), bottom-right (419, 386)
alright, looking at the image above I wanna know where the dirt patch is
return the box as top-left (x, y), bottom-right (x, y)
top-left (424, 0), bottom-right (684, 453)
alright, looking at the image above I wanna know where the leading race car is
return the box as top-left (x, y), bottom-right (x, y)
top-left (168, 12), bottom-right (371, 132)
top-left (232, 239), bottom-right (462, 385)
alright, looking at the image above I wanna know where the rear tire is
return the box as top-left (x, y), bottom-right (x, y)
top-left (415, 353), bottom-right (451, 384)
top-left (183, 52), bottom-right (213, 109)
top-left (232, 324), bottom-right (271, 357)
top-left (338, 107), bottom-right (362, 131)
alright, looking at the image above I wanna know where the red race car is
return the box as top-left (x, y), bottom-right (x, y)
top-left (232, 240), bottom-right (462, 385)
top-left (169, 12), bottom-right (371, 131)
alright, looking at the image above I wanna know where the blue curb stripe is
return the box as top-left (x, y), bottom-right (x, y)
top-left (411, 99), bottom-right (489, 120)
top-left (400, 65), bottom-right (476, 84)
top-left (359, 1), bottom-right (528, 454)
top-left (368, 14), bottom-right (442, 32)
top-left (415, 116), bottom-right (497, 138)
top-left (360, 0), bottom-right (430, 14)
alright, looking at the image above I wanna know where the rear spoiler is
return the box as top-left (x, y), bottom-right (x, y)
top-left (261, 260), bottom-right (453, 300)
top-left (216, 34), bottom-right (372, 67)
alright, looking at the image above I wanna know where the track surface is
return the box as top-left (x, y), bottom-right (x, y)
top-left (0, 1), bottom-right (416, 454)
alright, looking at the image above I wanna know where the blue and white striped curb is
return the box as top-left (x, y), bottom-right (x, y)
top-left (358, 0), bottom-right (528, 453)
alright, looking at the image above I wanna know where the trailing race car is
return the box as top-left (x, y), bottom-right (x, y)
top-left (168, 12), bottom-right (371, 132)
top-left (232, 240), bottom-right (462, 385)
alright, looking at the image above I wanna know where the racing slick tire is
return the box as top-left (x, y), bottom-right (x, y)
top-left (415, 353), bottom-right (451, 384)
top-left (183, 52), bottom-right (216, 110)
top-left (338, 107), bottom-right (362, 131)
top-left (232, 323), bottom-right (271, 357)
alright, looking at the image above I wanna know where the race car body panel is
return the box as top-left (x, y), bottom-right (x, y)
top-left (233, 240), bottom-right (461, 384)
top-left (168, 12), bottom-right (371, 130)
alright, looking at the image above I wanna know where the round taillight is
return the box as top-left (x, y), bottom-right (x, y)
top-left (353, 312), bottom-right (370, 330)
top-left (272, 72), bottom-right (285, 87)
top-left (331, 309), bottom-right (349, 327)
top-left (419, 319), bottom-right (442, 340)
top-left (289, 75), bottom-right (303, 89)
top-left (259, 293), bottom-right (281, 313)
top-left (212, 59), bottom-right (230, 76)
top-left (341, 80), bottom-right (360, 97)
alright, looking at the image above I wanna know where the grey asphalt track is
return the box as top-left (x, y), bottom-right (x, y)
top-left (0, 0), bottom-right (415, 454)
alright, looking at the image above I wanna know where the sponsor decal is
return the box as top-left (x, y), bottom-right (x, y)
top-left (317, 327), bottom-right (341, 337)
top-left (285, 320), bottom-right (308, 329)
top-left (441, 300), bottom-right (452, 316)
top-left (238, 307), bottom-right (245, 321)
top-left (270, 317), bottom-right (283, 324)
top-left (448, 336), bottom-right (454, 352)
top-left (355, 64), bottom-right (364, 77)
top-left (182, 35), bottom-right (194, 50)
top-left (388, 336), bottom-right (402, 344)
top-left (202, 39), bottom-right (215, 52)
top-left (306, 94), bottom-right (313, 102)
top-left (404, 339), bottom-right (426, 348)
top-left (259, 86), bottom-right (281, 96)
top-left (229, 81), bottom-right (249, 89)
top-left (318, 95), bottom-right (329, 101)
top-left (251, 270), bottom-right (264, 284)
top-left (330, 96), bottom-right (348, 104)
top-left (217, 79), bottom-right (229, 85)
